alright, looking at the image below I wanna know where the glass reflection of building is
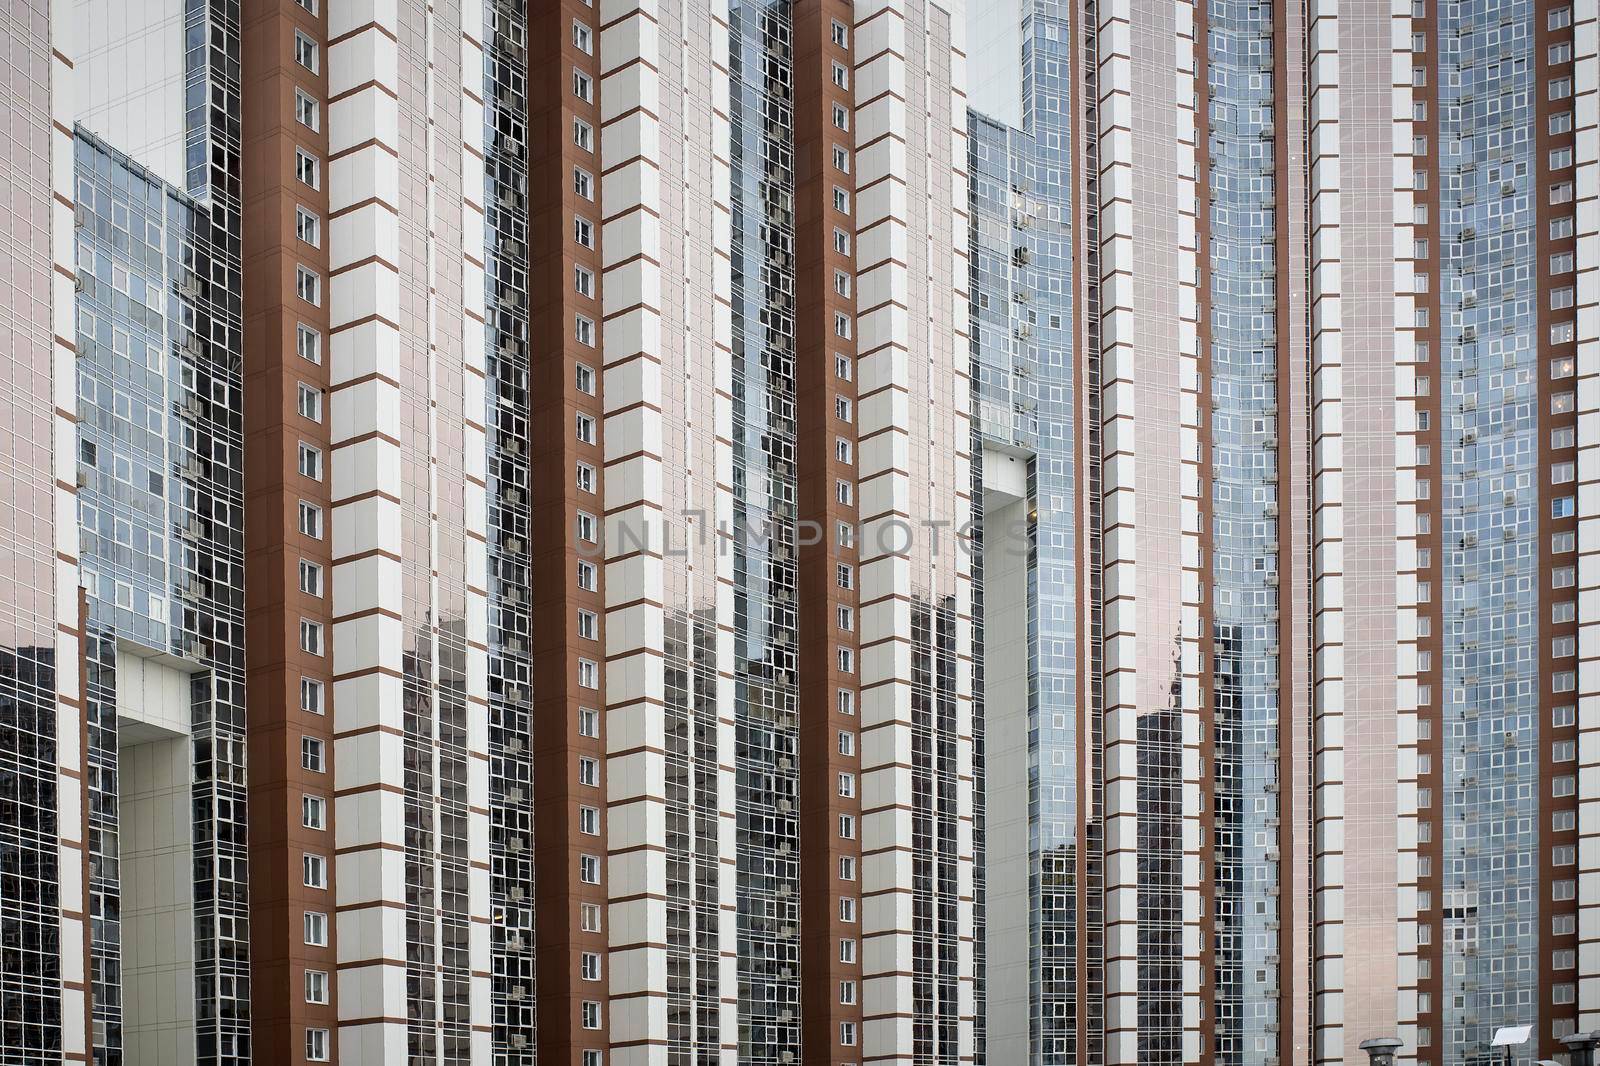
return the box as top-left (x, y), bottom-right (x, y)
top-left (73, 126), bottom-right (249, 1066)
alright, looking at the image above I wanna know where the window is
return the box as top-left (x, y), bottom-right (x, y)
top-left (296, 0), bottom-right (318, 13)
top-left (582, 1001), bottom-right (602, 1030)
top-left (1554, 738), bottom-right (1578, 761)
top-left (300, 619), bottom-right (323, 655)
top-left (577, 560), bottom-right (598, 592)
top-left (298, 442), bottom-right (323, 480)
top-left (579, 707), bottom-right (600, 738)
top-left (832, 62), bottom-right (849, 88)
top-left (574, 167), bottom-right (594, 200)
top-left (297, 266), bottom-right (321, 305)
top-left (1554, 704), bottom-right (1577, 728)
top-left (582, 1053), bottom-right (603, 1066)
top-left (1551, 251), bottom-right (1575, 274)
top-left (1552, 389), bottom-right (1576, 413)
top-left (834, 311), bottom-right (852, 339)
top-left (576, 363), bottom-right (596, 394)
top-left (301, 677), bottom-right (324, 715)
top-left (575, 216), bottom-right (594, 247)
top-left (838, 730), bottom-right (855, 756)
top-left (837, 689), bottom-right (855, 715)
top-left (1550, 4), bottom-right (1572, 28)
top-left (831, 19), bottom-right (848, 46)
top-left (839, 856), bottom-right (856, 880)
top-left (304, 910), bottom-right (328, 946)
top-left (579, 756), bottom-right (600, 786)
top-left (575, 314), bottom-right (595, 346)
top-left (581, 902), bottom-right (602, 932)
top-left (297, 382), bottom-right (323, 421)
top-left (1554, 879), bottom-right (1578, 901)
top-left (574, 20), bottom-right (593, 53)
top-left (574, 70), bottom-right (594, 103)
top-left (303, 852), bottom-right (327, 889)
top-left (306, 1028), bottom-right (330, 1062)
top-left (297, 323), bottom-right (322, 364)
top-left (834, 186), bottom-right (850, 213)
top-left (1553, 566), bottom-right (1576, 589)
top-left (302, 735), bottom-right (325, 773)
top-left (295, 31), bottom-right (319, 72)
top-left (578, 658), bottom-right (599, 689)
top-left (575, 265), bottom-right (595, 298)
top-left (1551, 215), bottom-right (1575, 239)
top-left (839, 938), bottom-right (856, 963)
top-left (578, 608), bottom-right (598, 640)
top-left (296, 148), bottom-right (320, 188)
top-left (841, 1022), bottom-right (858, 1047)
top-left (1550, 77), bottom-right (1574, 101)
top-left (840, 980), bottom-right (857, 1005)
top-left (581, 951), bottom-right (601, 981)
top-left (573, 119), bottom-right (594, 152)
top-left (1554, 810), bottom-right (1578, 832)
top-left (1552, 426), bottom-right (1577, 449)
top-left (835, 396), bottom-right (853, 421)
top-left (838, 772), bottom-right (855, 797)
top-left (834, 270), bottom-right (852, 297)
top-left (296, 89), bottom-right (320, 130)
top-left (1552, 532), bottom-right (1576, 554)
top-left (833, 102), bottom-right (850, 131)
top-left (302, 794), bottom-right (326, 830)
top-left (838, 646), bottom-right (854, 672)
top-left (1553, 461), bottom-right (1577, 484)
top-left (1553, 496), bottom-right (1576, 519)
top-left (836, 604), bottom-right (853, 631)
top-left (1554, 914), bottom-right (1578, 935)
top-left (835, 354), bottom-right (852, 380)
top-left (580, 806), bottom-right (600, 835)
top-left (832, 145), bottom-right (851, 173)
top-left (836, 564), bottom-right (853, 590)
top-left (576, 511), bottom-right (597, 543)
top-left (1551, 180), bottom-right (1575, 204)
top-left (1554, 775), bottom-right (1577, 797)
top-left (296, 206), bottom-right (321, 246)
top-left (580, 854), bottom-right (601, 884)
top-left (1551, 355), bottom-right (1576, 379)
top-left (1551, 110), bottom-right (1574, 134)
top-left (299, 559), bottom-right (323, 597)
top-left (576, 462), bottom-right (596, 493)
top-left (305, 969), bottom-right (329, 1004)
top-left (577, 413), bottom-right (596, 444)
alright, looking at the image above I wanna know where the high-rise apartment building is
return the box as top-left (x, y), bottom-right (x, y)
top-left (2, 0), bottom-right (979, 1063)
top-left (5, 0), bottom-right (1600, 1063)
top-left (969, 0), bottom-right (1600, 1063)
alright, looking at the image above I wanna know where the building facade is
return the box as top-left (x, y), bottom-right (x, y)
top-left (969, 0), bottom-right (1600, 1063)
top-left (3, 0), bottom-right (1599, 1065)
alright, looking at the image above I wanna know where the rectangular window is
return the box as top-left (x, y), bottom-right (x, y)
top-left (840, 896), bottom-right (856, 922)
top-left (834, 186), bottom-right (850, 213)
top-left (576, 461), bottom-right (596, 494)
top-left (296, 148), bottom-right (320, 188)
top-left (838, 730), bottom-right (855, 756)
top-left (576, 512), bottom-right (597, 543)
top-left (302, 735), bottom-right (325, 773)
top-left (574, 167), bottom-right (594, 200)
top-left (580, 806), bottom-right (600, 835)
top-left (833, 102), bottom-right (849, 131)
top-left (837, 689), bottom-right (855, 715)
top-left (1551, 77), bottom-right (1574, 100)
top-left (838, 646), bottom-right (854, 672)
top-left (299, 559), bottom-right (323, 597)
top-left (832, 62), bottom-right (849, 88)
top-left (832, 145), bottom-right (850, 173)
top-left (302, 794), bottom-right (326, 830)
top-left (295, 31), bottom-right (319, 72)
top-left (835, 354), bottom-right (852, 380)
top-left (581, 902), bottom-right (602, 932)
top-left (578, 608), bottom-right (598, 640)
top-left (836, 564), bottom-right (853, 590)
top-left (579, 756), bottom-right (600, 787)
top-left (579, 707), bottom-right (600, 738)
top-left (580, 854), bottom-right (601, 884)
top-left (582, 1052), bottom-right (603, 1066)
top-left (576, 363), bottom-right (596, 394)
top-left (297, 323), bottom-right (322, 364)
top-left (831, 19), bottom-right (848, 46)
top-left (574, 21), bottom-right (593, 53)
top-left (575, 314), bottom-right (595, 346)
top-left (836, 604), bottom-right (853, 631)
top-left (573, 119), bottom-right (594, 152)
top-left (582, 1001), bottom-right (602, 1030)
top-left (1551, 215), bottom-right (1575, 239)
top-left (296, 206), bottom-right (321, 246)
top-left (301, 677), bottom-right (324, 715)
top-left (834, 270), bottom-right (851, 298)
top-left (297, 266), bottom-right (321, 305)
top-left (840, 856), bottom-right (856, 880)
top-left (835, 396), bottom-right (852, 421)
top-left (297, 382), bottom-right (323, 421)
top-left (306, 1028), bottom-right (330, 1062)
top-left (302, 852), bottom-right (327, 889)
top-left (840, 980), bottom-right (857, 1005)
top-left (839, 938), bottom-right (856, 963)
top-left (300, 619), bottom-right (323, 656)
top-left (575, 265), bottom-right (594, 298)
top-left (305, 969), bottom-right (329, 1004)
top-left (838, 772), bottom-right (855, 797)
top-left (299, 496), bottom-right (323, 534)
top-left (298, 441), bottom-right (323, 480)
top-left (577, 560), bottom-right (598, 592)
top-left (296, 0), bottom-right (318, 11)
top-left (574, 70), bottom-right (594, 103)
top-left (576, 413), bottom-right (596, 444)
top-left (581, 952), bottom-right (601, 981)
top-left (304, 910), bottom-right (328, 946)
top-left (578, 658), bottom-right (599, 689)
top-left (575, 216), bottom-right (594, 247)
top-left (295, 90), bottom-right (320, 130)
top-left (834, 311), bottom-right (852, 339)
